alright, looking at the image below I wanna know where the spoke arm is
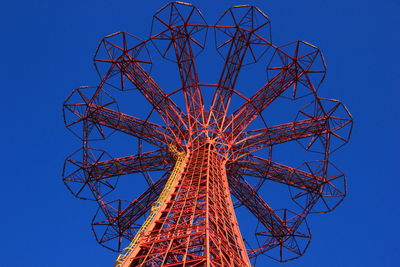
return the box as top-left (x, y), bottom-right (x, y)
top-left (169, 26), bottom-right (204, 127)
top-left (228, 162), bottom-right (317, 260)
top-left (209, 29), bottom-right (252, 127)
top-left (150, 2), bottom-right (207, 133)
top-left (227, 62), bottom-right (304, 138)
top-left (233, 155), bottom-right (322, 191)
top-left (96, 175), bottom-right (169, 233)
top-left (119, 175), bottom-right (168, 230)
top-left (234, 117), bottom-right (328, 155)
top-left (228, 170), bottom-right (287, 237)
top-left (118, 54), bottom-right (187, 141)
top-left (86, 104), bottom-right (174, 148)
top-left (85, 150), bottom-right (173, 180)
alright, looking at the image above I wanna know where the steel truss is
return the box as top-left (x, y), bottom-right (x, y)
top-left (63, 2), bottom-right (352, 266)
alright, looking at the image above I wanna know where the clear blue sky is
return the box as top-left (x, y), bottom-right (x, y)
top-left (0, 0), bottom-right (399, 266)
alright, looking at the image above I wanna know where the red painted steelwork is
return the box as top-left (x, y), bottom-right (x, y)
top-left (123, 142), bottom-right (250, 266)
top-left (62, 2), bottom-right (353, 265)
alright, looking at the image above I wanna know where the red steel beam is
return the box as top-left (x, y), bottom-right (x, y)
top-left (233, 117), bottom-right (328, 156)
top-left (233, 155), bottom-right (322, 191)
top-left (118, 53), bottom-right (188, 143)
top-left (171, 28), bottom-right (204, 133)
top-left (86, 104), bottom-right (174, 148)
top-left (226, 62), bottom-right (304, 139)
top-left (84, 150), bottom-right (173, 181)
top-left (228, 171), bottom-right (288, 237)
top-left (92, 176), bottom-right (170, 249)
top-left (209, 28), bottom-right (252, 130)
top-left (123, 142), bottom-right (251, 267)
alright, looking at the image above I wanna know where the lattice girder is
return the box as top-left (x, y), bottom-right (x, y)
top-left (209, 5), bottom-right (272, 132)
top-left (84, 150), bottom-right (173, 181)
top-left (62, 2), bottom-right (352, 266)
top-left (152, 2), bottom-right (207, 136)
top-left (121, 142), bottom-right (251, 267)
top-left (227, 172), bottom-right (311, 262)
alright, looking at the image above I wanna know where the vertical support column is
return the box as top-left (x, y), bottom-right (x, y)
top-left (119, 142), bottom-right (250, 266)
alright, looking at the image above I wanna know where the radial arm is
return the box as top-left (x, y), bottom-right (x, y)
top-left (234, 117), bottom-right (327, 155)
top-left (151, 1), bottom-right (207, 131)
top-left (86, 104), bottom-right (174, 148)
top-left (118, 176), bottom-right (168, 231)
top-left (228, 164), bottom-right (316, 260)
top-left (118, 54), bottom-right (187, 141)
top-left (209, 28), bottom-right (252, 128)
top-left (167, 25), bottom-right (204, 128)
top-left (85, 150), bottom-right (173, 181)
top-left (227, 62), bottom-right (305, 138)
top-left (234, 155), bottom-right (322, 191)
top-left (93, 175), bottom-right (169, 239)
top-left (228, 171), bottom-right (288, 237)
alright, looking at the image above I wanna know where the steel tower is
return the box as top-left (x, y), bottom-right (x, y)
top-left (63, 2), bottom-right (352, 266)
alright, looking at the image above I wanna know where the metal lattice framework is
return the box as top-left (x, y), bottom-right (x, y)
top-left (63, 2), bottom-right (352, 266)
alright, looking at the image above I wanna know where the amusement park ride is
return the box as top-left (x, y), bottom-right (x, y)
top-left (63, 2), bottom-right (352, 266)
